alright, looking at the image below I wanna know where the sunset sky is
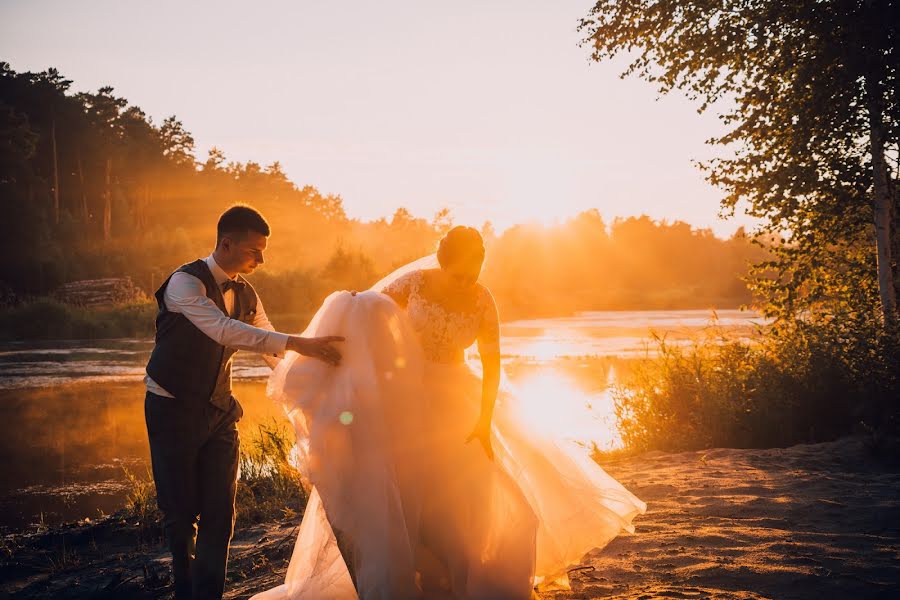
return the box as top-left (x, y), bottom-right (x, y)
top-left (2, 0), bottom-right (756, 237)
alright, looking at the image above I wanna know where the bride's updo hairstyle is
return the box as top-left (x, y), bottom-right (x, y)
top-left (437, 226), bottom-right (485, 269)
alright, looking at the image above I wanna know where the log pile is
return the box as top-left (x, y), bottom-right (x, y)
top-left (55, 277), bottom-right (149, 308)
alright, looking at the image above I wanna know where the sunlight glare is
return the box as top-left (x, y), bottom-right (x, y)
top-left (512, 368), bottom-right (623, 451)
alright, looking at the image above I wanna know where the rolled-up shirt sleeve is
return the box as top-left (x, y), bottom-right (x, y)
top-left (164, 272), bottom-right (289, 356)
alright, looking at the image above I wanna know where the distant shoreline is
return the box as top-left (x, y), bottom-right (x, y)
top-left (0, 298), bottom-right (754, 343)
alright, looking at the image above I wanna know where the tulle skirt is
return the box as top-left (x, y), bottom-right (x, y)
top-left (251, 291), bottom-right (647, 600)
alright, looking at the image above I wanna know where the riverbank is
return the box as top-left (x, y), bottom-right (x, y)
top-left (0, 300), bottom-right (318, 342)
top-left (0, 297), bottom-right (755, 343)
top-left (2, 435), bottom-right (898, 599)
top-left (0, 300), bottom-right (157, 342)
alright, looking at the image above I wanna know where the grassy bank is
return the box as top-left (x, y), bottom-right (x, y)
top-left (0, 297), bottom-right (324, 342)
top-left (0, 299), bottom-right (157, 341)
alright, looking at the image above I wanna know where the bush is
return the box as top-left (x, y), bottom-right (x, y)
top-left (613, 316), bottom-right (900, 453)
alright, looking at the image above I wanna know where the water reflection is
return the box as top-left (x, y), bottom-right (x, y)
top-left (502, 309), bottom-right (765, 359)
top-left (0, 309), bottom-right (763, 532)
top-left (512, 366), bottom-right (622, 451)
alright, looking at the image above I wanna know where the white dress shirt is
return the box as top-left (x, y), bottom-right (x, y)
top-left (145, 254), bottom-right (289, 398)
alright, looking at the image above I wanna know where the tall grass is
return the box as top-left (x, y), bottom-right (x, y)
top-left (122, 466), bottom-right (162, 545)
top-left (121, 419), bottom-right (307, 535)
top-left (613, 316), bottom-right (900, 453)
top-left (236, 419), bottom-right (308, 524)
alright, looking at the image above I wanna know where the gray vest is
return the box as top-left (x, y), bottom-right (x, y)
top-left (146, 259), bottom-right (259, 410)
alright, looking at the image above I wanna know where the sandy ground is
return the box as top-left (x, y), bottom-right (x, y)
top-left (541, 435), bottom-right (900, 599)
top-left (3, 435), bottom-right (898, 599)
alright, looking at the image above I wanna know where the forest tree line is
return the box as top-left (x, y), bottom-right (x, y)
top-left (0, 62), bottom-right (765, 320)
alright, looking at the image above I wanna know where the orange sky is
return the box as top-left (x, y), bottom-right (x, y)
top-left (1, 0), bottom-right (758, 237)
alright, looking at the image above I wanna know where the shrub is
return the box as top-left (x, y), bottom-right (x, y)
top-left (613, 316), bottom-right (899, 453)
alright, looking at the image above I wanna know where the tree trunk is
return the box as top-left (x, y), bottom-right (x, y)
top-left (892, 184), bottom-right (900, 306)
top-left (50, 115), bottom-right (60, 225)
top-left (76, 152), bottom-right (88, 225)
top-left (142, 183), bottom-right (150, 229)
top-left (866, 77), bottom-right (897, 326)
top-left (132, 181), bottom-right (149, 230)
top-left (103, 156), bottom-right (112, 241)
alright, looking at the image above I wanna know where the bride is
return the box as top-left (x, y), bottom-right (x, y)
top-left (253, 226), bottom-right (647, 600)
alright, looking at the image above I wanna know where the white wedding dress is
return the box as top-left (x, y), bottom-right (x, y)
top-left (252, 263), bottom-right (647, 600)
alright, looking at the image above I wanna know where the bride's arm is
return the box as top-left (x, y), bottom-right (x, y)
top-left (476, 351), bottom-right (501, 430)
top-left (468, 286), bottom-right (501, 460)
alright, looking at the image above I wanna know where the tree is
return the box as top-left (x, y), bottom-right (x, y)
top-left (203, 146), bottom-right (226, 172)
top-left (159, 116), bottom-right (195, 168)
top-left (78, 87), bottom-right (127, 240)
top-left (34, 69), bottom-right (71, 226)
top-left (480, 221), bottom-right (496, 246)
top-left (319, 194), bottom-right (348, 222)
top-left (119, 105), bottom-right (163, 229)
top-left (579, 0), bottom-right (899, 325)
top-left (264, 161), bottom-right (288, 181)
top-left (0, 64), bottom-right (78, 226)
top-left (0, 101), bottom-right (37, 184)
top-left (391, 207), bottom-right (415, 227)
top-left (432, 207), bottom-right (453, 235)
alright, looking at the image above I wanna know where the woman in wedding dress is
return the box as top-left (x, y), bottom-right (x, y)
top-left (253, 227), bottom-right (647, 600)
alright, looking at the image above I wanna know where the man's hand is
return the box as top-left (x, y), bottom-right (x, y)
top-left (287, 335), bottom-right (345, 366)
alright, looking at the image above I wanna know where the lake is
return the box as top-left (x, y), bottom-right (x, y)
top-left (0, 309), bottom-right (764, 533)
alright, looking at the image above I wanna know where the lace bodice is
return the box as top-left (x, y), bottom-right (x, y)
top-left (382, 270), bottom-right (500, 364)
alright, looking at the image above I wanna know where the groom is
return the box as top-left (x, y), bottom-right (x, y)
top-left (144, 205), bottom-right (343, 600)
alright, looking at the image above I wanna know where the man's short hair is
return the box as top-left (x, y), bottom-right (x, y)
top-left (217, 205), bottom-right (270, 243)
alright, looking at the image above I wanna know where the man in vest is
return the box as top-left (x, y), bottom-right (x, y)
top-left (145, 205), bottom-right (343, 600)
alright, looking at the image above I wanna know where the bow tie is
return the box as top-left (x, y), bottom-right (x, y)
top-left (221, 279), bottom-right (245, 294)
